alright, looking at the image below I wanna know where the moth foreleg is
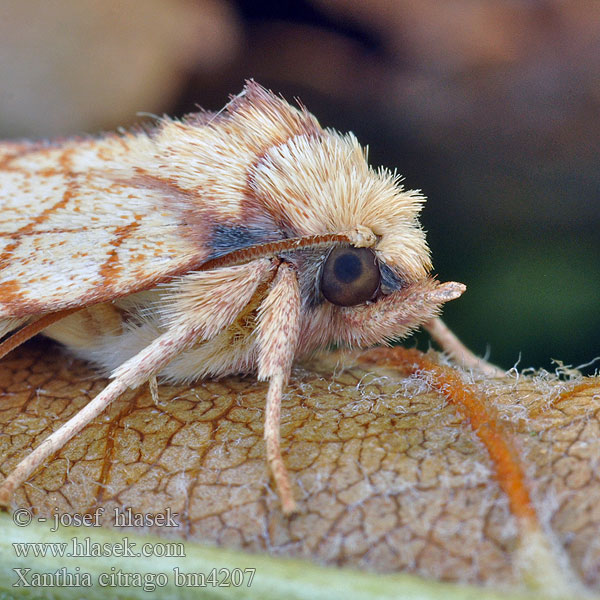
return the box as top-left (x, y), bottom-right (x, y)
top-left (0, 377), bottom-right (128, 507)
top-left (0, 259), bottom-right (278, 506)
top-left (149, 376), bottom-right (160, 405)
top-left (0, 324), bottom-right (200, 507)
top-left (257, 262), bottom-right (301, 514)
top-left (424, 317), bottom-right (505, 377)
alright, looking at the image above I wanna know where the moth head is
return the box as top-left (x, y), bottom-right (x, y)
top-left (156, 81), bottom-right (429, 285)
top-left (233, 94), bottom-right (463, 349)
top-left (163, 82), bottom-right (464, 351)
top-left (250, 128), bottom-right (431, 285)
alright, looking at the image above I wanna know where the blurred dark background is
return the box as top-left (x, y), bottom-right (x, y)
top-left (1, 0), bottom-right (598, 374)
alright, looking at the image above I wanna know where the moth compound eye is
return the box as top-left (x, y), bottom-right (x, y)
top-left (320, 246), bottom-right (380, 306)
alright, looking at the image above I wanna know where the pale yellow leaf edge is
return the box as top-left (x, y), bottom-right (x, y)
top-left (0, 512), bottom-right (589, 600)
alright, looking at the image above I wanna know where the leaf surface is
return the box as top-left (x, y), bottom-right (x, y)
top-left (1, 339), bottom-right (599, 595)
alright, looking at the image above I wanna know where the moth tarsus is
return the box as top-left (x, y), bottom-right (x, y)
top-left (148, 376), bottom-right (160, 405)
top-left (423, 318), bottom-right (505, 378)
top-left (0, 81), bottom-right (493, 513)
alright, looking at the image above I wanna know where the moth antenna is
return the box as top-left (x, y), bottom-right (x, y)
top-left (0, 308), bottom-right (79, 361)
top-left (424, 317), bottom-right (505, 377)
top-left (0, 324), bottom-right (200, 507)
top-left (199, 230), bottom-right (374, 272)
top-left (256, 263), bottom-right (301, 514)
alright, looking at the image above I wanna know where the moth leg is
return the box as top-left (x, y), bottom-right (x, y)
top-left (0, 378), bottom-right (127, 507)
top-left (424, 317), bottom-right (505, 377)
top-left (149, 376), bottom-right (160, 405)
top-left (264, 372), bottom-right (294, 512)
top-left (257, 262), bottom-right (301, 514)
top-left (0, 259), bottom-right (277, 506)
top-left (0, 325), bottom-right (200, 507)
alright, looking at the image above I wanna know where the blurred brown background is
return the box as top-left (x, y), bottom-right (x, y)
top-left (0, 0), bottom-right (598, 373)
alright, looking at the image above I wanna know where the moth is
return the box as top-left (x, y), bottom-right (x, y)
top-left (0, 82), bottom-right (493, 514)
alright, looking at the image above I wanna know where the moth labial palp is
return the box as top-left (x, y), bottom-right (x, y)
top-left (0, 81), bottom-right (498, 514)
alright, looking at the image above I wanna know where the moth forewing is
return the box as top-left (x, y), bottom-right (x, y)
top-left (0, 81), bottom-right (482, 514)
